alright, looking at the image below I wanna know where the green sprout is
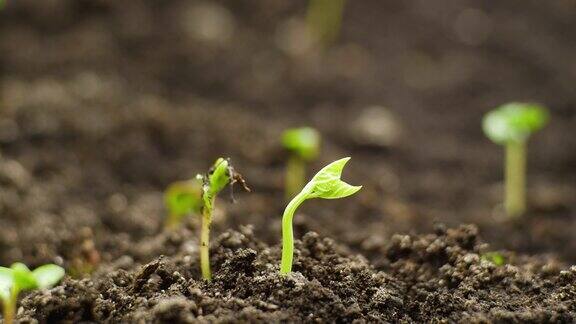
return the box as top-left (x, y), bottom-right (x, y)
top-left (481, 252), bottom-right (506, 267)
top-left (306, 0), bottom-right (347, 48)
top-left (0, 263), bottom-right (64, 324)
top-left (197, 158), bottom-right (249, 281)
top-left (164, 178), bottom-right (203, 229)
top-left (282, 127), bottom-right (321, 200)
top-left (483, 102), bottom-right (549, 217)
top-left (280, 157), bottom-right (361, 275)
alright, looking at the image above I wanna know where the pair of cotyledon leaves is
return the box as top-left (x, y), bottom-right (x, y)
top-left (0, 263), bottom-right (64, 301)
top-left (483, 102), bottom-right (549, 145)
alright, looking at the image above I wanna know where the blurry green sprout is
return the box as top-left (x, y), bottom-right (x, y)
top-left (481, 252), bottom-right (506, 267)
top-left (0, 263), bottom-right (64, 324)
top-left (197, 158), bottom-right (249, 281)
top-left (483, 103), bottom-right (549, 217)
top-left (307, 0), bottom-right (347, 48)
top-left (280, 157), bottom-right (361, 275)
top-left (164, 178), bottom-right (203, 229)
top-left (282, 127), bottom-right (321, 199)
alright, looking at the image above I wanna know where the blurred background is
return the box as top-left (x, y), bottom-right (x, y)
top-left (0, 0), bottom-right (575, 268)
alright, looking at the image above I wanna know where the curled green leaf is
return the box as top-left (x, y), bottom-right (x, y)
top-left (307, 157), bottom-right (362, 199)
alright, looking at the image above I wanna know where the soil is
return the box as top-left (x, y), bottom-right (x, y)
top-left (1, 0), bottom-right (576, 322)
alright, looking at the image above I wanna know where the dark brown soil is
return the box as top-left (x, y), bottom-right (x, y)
top-left (1, 0), bottom-right (575, 322)
top-left (18, 225), bottom-right (576, 322)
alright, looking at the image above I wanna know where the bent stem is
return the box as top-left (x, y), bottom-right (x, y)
top-left (505, 141), bottom-right (526, 217)
top-left (200, 196), bottom-right (215, 281)
top-left (285, 156), bottom-right (306, 201)
top-left (280, 188), bottom-right (310, 275)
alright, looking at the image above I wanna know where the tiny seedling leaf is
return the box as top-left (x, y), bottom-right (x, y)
top-left (165, 178), bottom-right (203, 218)
top-left (11, 263), bottom-right (37, 291)
top-left (282, 127), bottom-right (321, 161)
top-left (207, 158), bottom-right (231, 196)
top-left (307, 157), bottom-right (362, 199)
top-left (483, 102), bottom-right (549, 144)
top-left (32, 265), bottom-right (65, 289)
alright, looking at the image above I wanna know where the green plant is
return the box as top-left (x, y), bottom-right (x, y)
top-left (483, 102), bottom-right (549, 217)
top-left (306, 0), bottom-right (347, 48)
top-left (0, 263), bottom-right (64, 324)
top-left (282, 127), bottom-right (321, 199)
top-left (197, 158), bottom-right (249, 281)
top-left (164, 178), bottom-right (203, 229)
top-left (280, 157), bottom-right (361, 275)
top-left (481, 252), bottom-right (506, 266)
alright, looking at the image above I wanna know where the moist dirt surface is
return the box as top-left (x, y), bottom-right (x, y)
top-left (1, 0), bottom-right (576, 322)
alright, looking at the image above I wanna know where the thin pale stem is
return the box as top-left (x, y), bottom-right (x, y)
top-left (306, 0), bottom-right (347, 48)
top-left (3, 288), bottom-right (19, 324)
top-left (280, 190), bottom-right (309, 275)
top-left (200, 197), bottom-right (214, 281)
top-left (285, 156), bottom-right (306, 201)
top-left (505, 141), bottom-right (526, 217)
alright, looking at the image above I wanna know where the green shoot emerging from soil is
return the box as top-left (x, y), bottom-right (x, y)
top-left (0, 263), bottom-right (64, 324)
top-left (197, 158), bottom-right (249, 281)
top-left (307, 0), bottom-right (347, 48)
top-left (483, 102), bottom-right (549, 217)
top-left (481, 252), bottom-right (506, 267)
top-left (282, 127), bottom-right (321, 199)
top-left (280, 157), bottom-right (361, 275)
top-left (164, 178), bottom-right (203, 229)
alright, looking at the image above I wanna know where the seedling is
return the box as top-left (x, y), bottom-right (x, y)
top-left (280, 157), bottom-right (361, 275)
top-left (481, 252), bottom-right (506, 266)
top-left (197, 158), bottom-right (249, 281)
top-left (164, 178), bottom-right (203, 229)
top-left (0, 263), bottom-right (64, 324)
top-left (306, 0), bottom-right (347, 48)
top-left (282, 127), bottom-right (321, 199)
top-left (483, 102), bottom-right (549, 217)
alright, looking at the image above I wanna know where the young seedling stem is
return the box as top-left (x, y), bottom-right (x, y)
top-left (197, 158), bottom-right (249, 281)
top-left (505, 141), bottom-right (526, 216)
top-left (280, 157), bottom-right (361, 275)
top-left (483, 102), bottom-right (548, 217)
top-left (307, 0), bottom-right (347, 48)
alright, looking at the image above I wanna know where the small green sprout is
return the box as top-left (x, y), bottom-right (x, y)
top-left (481, 252), bottom-right (506, 267)
top-left (306, 0), bottom-right (347, 48)
top-left (0, 263), bottom-right (64, 324)
top-left (197, 158), bottom-right (249, 281)
top-left (483, 102), bottom-right (549, 217)
top-left (282, 127), bottom-right (321, 199)
top-left (164, 178), bottom-right (203, 229)
top-left (280, 157), bottom-right (361, 275)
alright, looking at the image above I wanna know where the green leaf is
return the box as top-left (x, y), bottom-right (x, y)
top-left (32, 265), bottom-right (65, 289)
top-left (11, 263), bottom-right (38, 291)
top-left (165, 178), bottom-right (203, 218)
top-left (208, 158), bottom-right (231, 195)
top-left (483, 102), bottom-right (549, 145)
top-left (0, 267), bottom-right (13, 301)
top-left (307, 157), bottom-right (362, 199)
top-left (282, 127), bottom-right (321, 161)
